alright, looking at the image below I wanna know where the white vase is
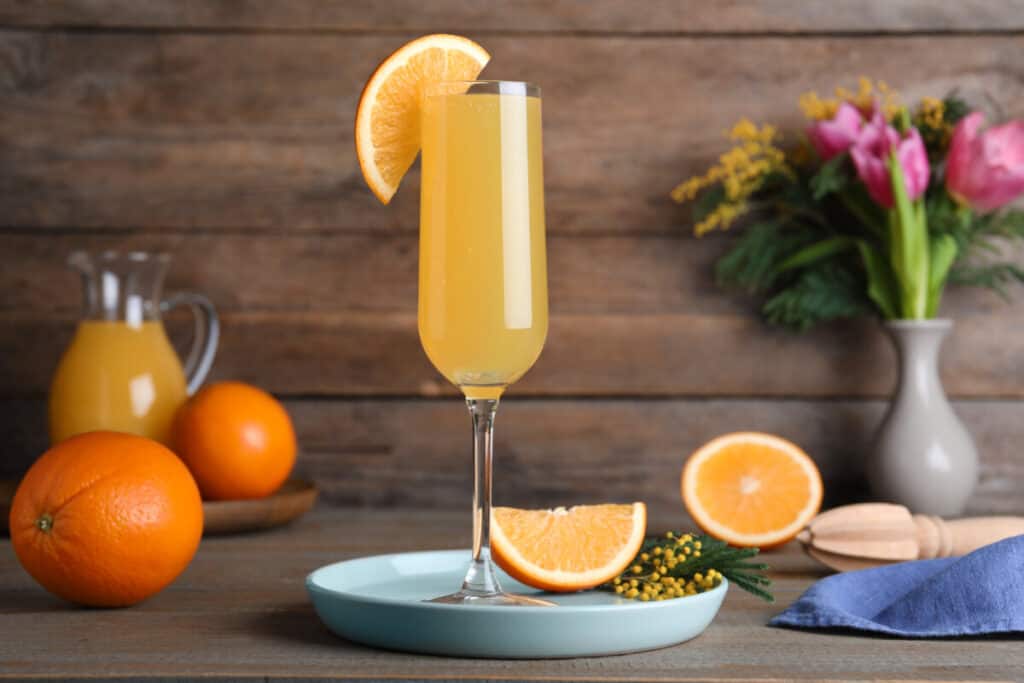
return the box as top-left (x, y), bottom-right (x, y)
top-left (866, 319), bottom-right (978, 516)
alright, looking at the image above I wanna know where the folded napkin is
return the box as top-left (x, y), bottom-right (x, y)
top-left (770, 534), bottom-right (1024, 637)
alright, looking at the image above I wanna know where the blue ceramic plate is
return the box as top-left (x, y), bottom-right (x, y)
top-left (306, 550), bottom-right (728, 658)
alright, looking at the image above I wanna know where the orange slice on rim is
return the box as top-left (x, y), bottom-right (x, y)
top-left (681, 432), bottom-right (823, 548)
top-left (490, 503), bottom-right (647, 592)
top-left (354, 34), bottom-right (490, 204)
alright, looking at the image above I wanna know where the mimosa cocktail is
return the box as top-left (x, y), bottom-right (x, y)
top-left (419, 81), bottom-right (550, 605)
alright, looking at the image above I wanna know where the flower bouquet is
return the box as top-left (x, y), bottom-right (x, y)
top-left (673, 79), bottom-right (1024, 329)
top-left (673, 79), bottom-right (1024, 515)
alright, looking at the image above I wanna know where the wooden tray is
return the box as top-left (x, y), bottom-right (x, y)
top-left (203, 478), bottom-right (318, 535)
top-left (0, 479), bottom-right (15, 534)
top-left (1, 477), bottom-right (318, 536)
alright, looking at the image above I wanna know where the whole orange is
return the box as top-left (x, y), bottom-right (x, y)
top-left (9, 431), bottom-right (203, 607)
top-left (172, 381), bottom-right (296, 501)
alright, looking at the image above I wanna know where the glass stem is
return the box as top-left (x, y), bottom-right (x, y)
top-left (461, 397), bottom-right (502, 595)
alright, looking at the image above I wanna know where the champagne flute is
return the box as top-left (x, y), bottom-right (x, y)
top-left (419, 80), bottom-right (552, 606)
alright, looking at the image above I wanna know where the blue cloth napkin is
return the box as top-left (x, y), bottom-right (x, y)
top-left (770, 534), bottom-right (1024, 637)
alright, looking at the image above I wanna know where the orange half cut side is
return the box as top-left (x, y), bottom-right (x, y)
top-left (682, 432), bottom-right (823, 548)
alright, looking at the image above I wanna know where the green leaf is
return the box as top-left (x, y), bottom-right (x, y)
top-left (950, 208), bottom-right (1024, 272)
top-left (857, 240), bottom-right (900, 319)
top-left (809, 154), bottom-right (850, 200)
top-left (926, 233), bottom-right (959, 317)
top-left (837, 185), bottom-right (887, 238)
top-left (691, 184), bottom-right (727, 223)
top-left (762, 262), bottom-right (871, 330)
top-left (896, 107), bottom-right (913, 134)
top-left (777, 236), bottom-right (856, 273)
top-left (942, 95), bottom-right (971, 127)
top-left (925, 191), bottom-right (970, 243)
top-left (947, 208), bottom-right (1024, 300)
top-left (950, 262), bottom-right (1024, 296)
top-left (985, 209), bottom-right (1024, 238)
top-left (714, 220), bottom-right (815, 293)
top-left (888, 154), bottom-right (929, 318)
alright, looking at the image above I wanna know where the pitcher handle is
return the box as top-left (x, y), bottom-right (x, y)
top-left (161, 293), bottom-right (220, 395)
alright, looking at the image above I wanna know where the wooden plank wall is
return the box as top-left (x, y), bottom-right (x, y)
top-left (3, 1), bottom-right (1024, 518)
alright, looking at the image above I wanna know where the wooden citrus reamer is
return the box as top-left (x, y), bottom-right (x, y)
top-left (796, 503), bottom-right (1024, 572)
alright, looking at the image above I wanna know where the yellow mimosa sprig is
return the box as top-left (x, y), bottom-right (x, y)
top-left (671, 119), bottom-right (792, 236)
top-left (602, 531), bottom-right (773, 603)
top-left (799, 77), bottom-right (901, 121)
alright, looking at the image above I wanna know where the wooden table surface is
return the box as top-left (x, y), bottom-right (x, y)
top-left (1, 507), bottom-right (1021, 682)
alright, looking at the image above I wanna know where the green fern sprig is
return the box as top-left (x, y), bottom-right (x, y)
top-left (949, 210), bottom-right (1024, 297)
top-left (950, 263), bottom-right (1024, 297)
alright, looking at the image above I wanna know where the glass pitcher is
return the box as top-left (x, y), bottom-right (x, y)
top-left (49, 251), bottom-right (219, 446)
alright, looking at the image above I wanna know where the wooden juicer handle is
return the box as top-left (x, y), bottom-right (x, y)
top-left (797, 502), bottom-right (1024, 572)
top-left (915, 515), bottom-right (1024, 559)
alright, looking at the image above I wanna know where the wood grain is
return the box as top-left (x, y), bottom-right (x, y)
top-left (288, 399), bottom-right (1024, 517)
top-left (229, 398), bottom-right (1024, 518)
top-left (1, 32), bottom-right (1022, 233)
top-left (4, 397), bottom-right (1023, 517)
top-left (0, 232), bottom-right (732, 315)
top-left (7, 309), bottom-right (1024, 399)
top-left (6, 233), bottom-right (1022, 318)
top-left (4, 0), bottom-right (1024, 33)
top-left (2, 232), bottom-right (1023, 400)
top-left (1, 508), bottom-right (1022, 681)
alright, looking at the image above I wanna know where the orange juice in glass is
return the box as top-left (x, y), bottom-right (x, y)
top-left (419, 82), bottom-right (548, 400)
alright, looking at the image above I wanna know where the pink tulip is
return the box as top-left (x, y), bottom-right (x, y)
top-left (945, 112), bottom-right (1024, 212)
top-left (807, 102), bottom-right (864, 160)
top-left (850, 113), bottom-right (930, 208)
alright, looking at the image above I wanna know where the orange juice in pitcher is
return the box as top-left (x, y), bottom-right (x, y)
top-left (49, 251), bottom-right (219, 445)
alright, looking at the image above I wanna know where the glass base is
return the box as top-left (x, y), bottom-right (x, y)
top-left (425, 553), bottom-right (557, 607)
top-left (427, 590), bottom-right (556, 607)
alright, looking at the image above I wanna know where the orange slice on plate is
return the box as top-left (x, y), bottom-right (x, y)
top-left (490, 503), bottom-right (646, 592)
top-left (354, 34), bottom-right (490, 204)
top-left (681, 432), bottom-right (823, 548)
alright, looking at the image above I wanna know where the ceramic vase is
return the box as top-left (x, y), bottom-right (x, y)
top-left (866, 319), bottom-right (978, 516)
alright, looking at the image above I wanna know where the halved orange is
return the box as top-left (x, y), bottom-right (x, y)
top-left (681, 432), bottom-right (823, 548)
top-left (354, 34), bottom-right (490, 204)
top-left (490, 503), bottom-right (646, 592)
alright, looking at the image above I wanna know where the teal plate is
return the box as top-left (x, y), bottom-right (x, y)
top-left (306, 550), bottom-right (728, 658)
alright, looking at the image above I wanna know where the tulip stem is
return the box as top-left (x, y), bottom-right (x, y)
top-left (888, 153), bottom-right (930, 319)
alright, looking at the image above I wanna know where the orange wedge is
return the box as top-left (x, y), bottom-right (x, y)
top-left (354, 34), bottom-right (490, 204)
top-left (490, 503), bottom-right (646, 592)
top-left (682, 432), bottom-right (823, 548)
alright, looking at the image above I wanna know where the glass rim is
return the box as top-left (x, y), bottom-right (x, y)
top-left (425, 80), bottom-right (540, 97)
top-left (68, 250), bottom-right (172, 266)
